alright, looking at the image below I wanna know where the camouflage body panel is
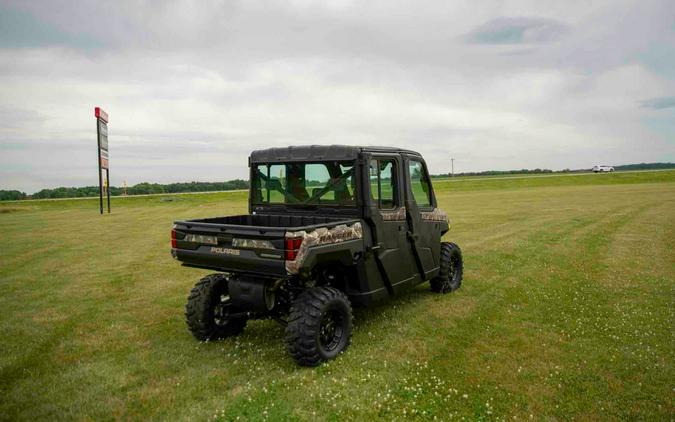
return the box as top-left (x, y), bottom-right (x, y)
top-left (421, 208), bottom-right (448, 223)
top-left (285, 222), bottom-right (363, 274)
top-left (381, 207), bottom-right (406, 221)
top-left (232, 238), bottom-right (276, 250)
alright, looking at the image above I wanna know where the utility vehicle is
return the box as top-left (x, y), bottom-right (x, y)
top-left (171, 145), bottom-right (463, 366)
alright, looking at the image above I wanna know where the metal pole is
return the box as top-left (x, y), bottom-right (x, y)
top-left (451, 157), bottom-right (454, 177)
top-left (106, 169), bottom-right (111, 213)
top-left (97, 119), bottom-right (103, 214)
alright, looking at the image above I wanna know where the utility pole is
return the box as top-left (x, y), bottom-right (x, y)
top-left (451, 157), bottom-right (455, 177)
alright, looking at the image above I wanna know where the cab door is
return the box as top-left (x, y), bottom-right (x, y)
top-left (403, 156), bottom-right (441, 281)
top-left (367, 156), bottom-right (417, 293)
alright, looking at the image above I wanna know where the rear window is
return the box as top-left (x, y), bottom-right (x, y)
top-left (252, 161), bottom-right (356, 206)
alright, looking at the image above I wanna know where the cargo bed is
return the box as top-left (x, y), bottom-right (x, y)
top-left (171, 214), bottom-right (358, 276)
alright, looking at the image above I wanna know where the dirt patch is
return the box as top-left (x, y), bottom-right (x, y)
top-left (0, 207), bottom-right (30, 213)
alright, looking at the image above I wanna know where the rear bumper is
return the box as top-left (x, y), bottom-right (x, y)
top-left (172, 246), bottom-right (285, 277)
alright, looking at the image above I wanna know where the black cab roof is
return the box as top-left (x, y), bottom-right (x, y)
top-left (249, 145), bottom-right (422, 164)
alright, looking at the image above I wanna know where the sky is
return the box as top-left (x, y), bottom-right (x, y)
top-left (0, 0), bottom-right (674, 193)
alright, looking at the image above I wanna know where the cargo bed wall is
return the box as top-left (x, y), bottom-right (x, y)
top-left (191, 214), bottom-right (349, 229)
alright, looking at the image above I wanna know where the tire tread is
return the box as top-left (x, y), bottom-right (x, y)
top-left (185, 274), bottom-right (246, 341)
top-left (430, 242), bottom-right (463, 294)
top-left (285, 286), bottom-right (353, 366)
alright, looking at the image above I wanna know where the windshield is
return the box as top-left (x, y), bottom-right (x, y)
top-left (252, 161), bottom-right (356, 206)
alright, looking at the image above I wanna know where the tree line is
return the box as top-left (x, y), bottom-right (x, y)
top-left (1, 162), bottom-right (673, 201)
top-left (0, 180), bottom-right (249, 201)
top-left (431, 162), bottom-right (675, 178)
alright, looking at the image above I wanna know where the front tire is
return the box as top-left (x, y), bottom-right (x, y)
top-left (285, 286), bottom-right (353, 366)
top-left (430, 242), bottom-right (463, 293)
top-left (185, 274), bottom-right (247, 341)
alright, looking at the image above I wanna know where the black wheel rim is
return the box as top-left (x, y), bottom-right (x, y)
top-left (447, 258), bottom-right (456, 283)
top-left (213, 294), bottom-right (233, 326)
top-left (318, 309), bottom-right (345, 352)
top-left (446, 252), bottom-right (461, 290)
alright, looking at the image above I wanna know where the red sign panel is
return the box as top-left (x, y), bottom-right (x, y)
top-left (95, 107), bottom-right (109, 123)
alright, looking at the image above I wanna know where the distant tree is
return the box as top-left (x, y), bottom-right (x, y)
top-left (14, 179), bottom-right (251, 200)
top-left (614, 162), bottom-right (675, 171)
top-left (0, 190), bottom-right (28, 201)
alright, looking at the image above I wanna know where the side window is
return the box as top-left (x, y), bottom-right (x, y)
top-left (370, 158), bottom-right (398, 209)
top-left (408, 160), bottom-right (432, 207)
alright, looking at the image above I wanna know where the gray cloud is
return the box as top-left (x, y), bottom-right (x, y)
top-left (464, 17), bottom-right (569, 45)
top-left (0, 0), bottom-right (674, 193)
top-left (641, 96), bottom-right (675, 109)
top-left (0, 4), bottom-right (105, 49)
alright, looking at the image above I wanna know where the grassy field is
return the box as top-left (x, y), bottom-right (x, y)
top-left (1, 171), bottom-right (673, 420)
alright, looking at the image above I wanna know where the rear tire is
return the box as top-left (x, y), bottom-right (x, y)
top-left (430, 242), bottom-right (463, 293)
top-left (285, 286), bottom-right (353, 366)
top-left (185, 274), bottom-right (247, 341)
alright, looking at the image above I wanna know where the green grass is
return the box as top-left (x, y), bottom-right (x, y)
top-left (431, 169), bottom-right (675, 191)
top-left (1, 171), bottom-right (674, 420)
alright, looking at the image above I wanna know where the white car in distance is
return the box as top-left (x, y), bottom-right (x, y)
top-left (592, 165), bottom-right (615, 173)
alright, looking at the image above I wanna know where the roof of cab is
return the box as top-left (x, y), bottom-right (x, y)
top-left (249, 145), bottom-right (421, 163)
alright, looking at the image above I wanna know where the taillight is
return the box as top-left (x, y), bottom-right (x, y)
top-left (171, 229), bottom-right (177, 248)
top-left (284, 237), bottom-right (303, 261)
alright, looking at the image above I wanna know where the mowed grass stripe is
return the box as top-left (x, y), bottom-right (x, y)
top-left (0, 171), bottom-right (673, 420)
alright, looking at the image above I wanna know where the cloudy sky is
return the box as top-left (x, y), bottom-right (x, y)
top-left (1, 0), bottom-right (673, 193)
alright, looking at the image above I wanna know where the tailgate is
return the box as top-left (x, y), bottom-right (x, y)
top-left (172, 220), bottom-right (286, 276)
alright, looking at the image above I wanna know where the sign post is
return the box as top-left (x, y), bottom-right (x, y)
top-left (95, 107), bottom-right (110, 214)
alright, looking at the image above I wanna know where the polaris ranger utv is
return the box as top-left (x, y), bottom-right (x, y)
top-left (171, 145), bottom-right (463, 366)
